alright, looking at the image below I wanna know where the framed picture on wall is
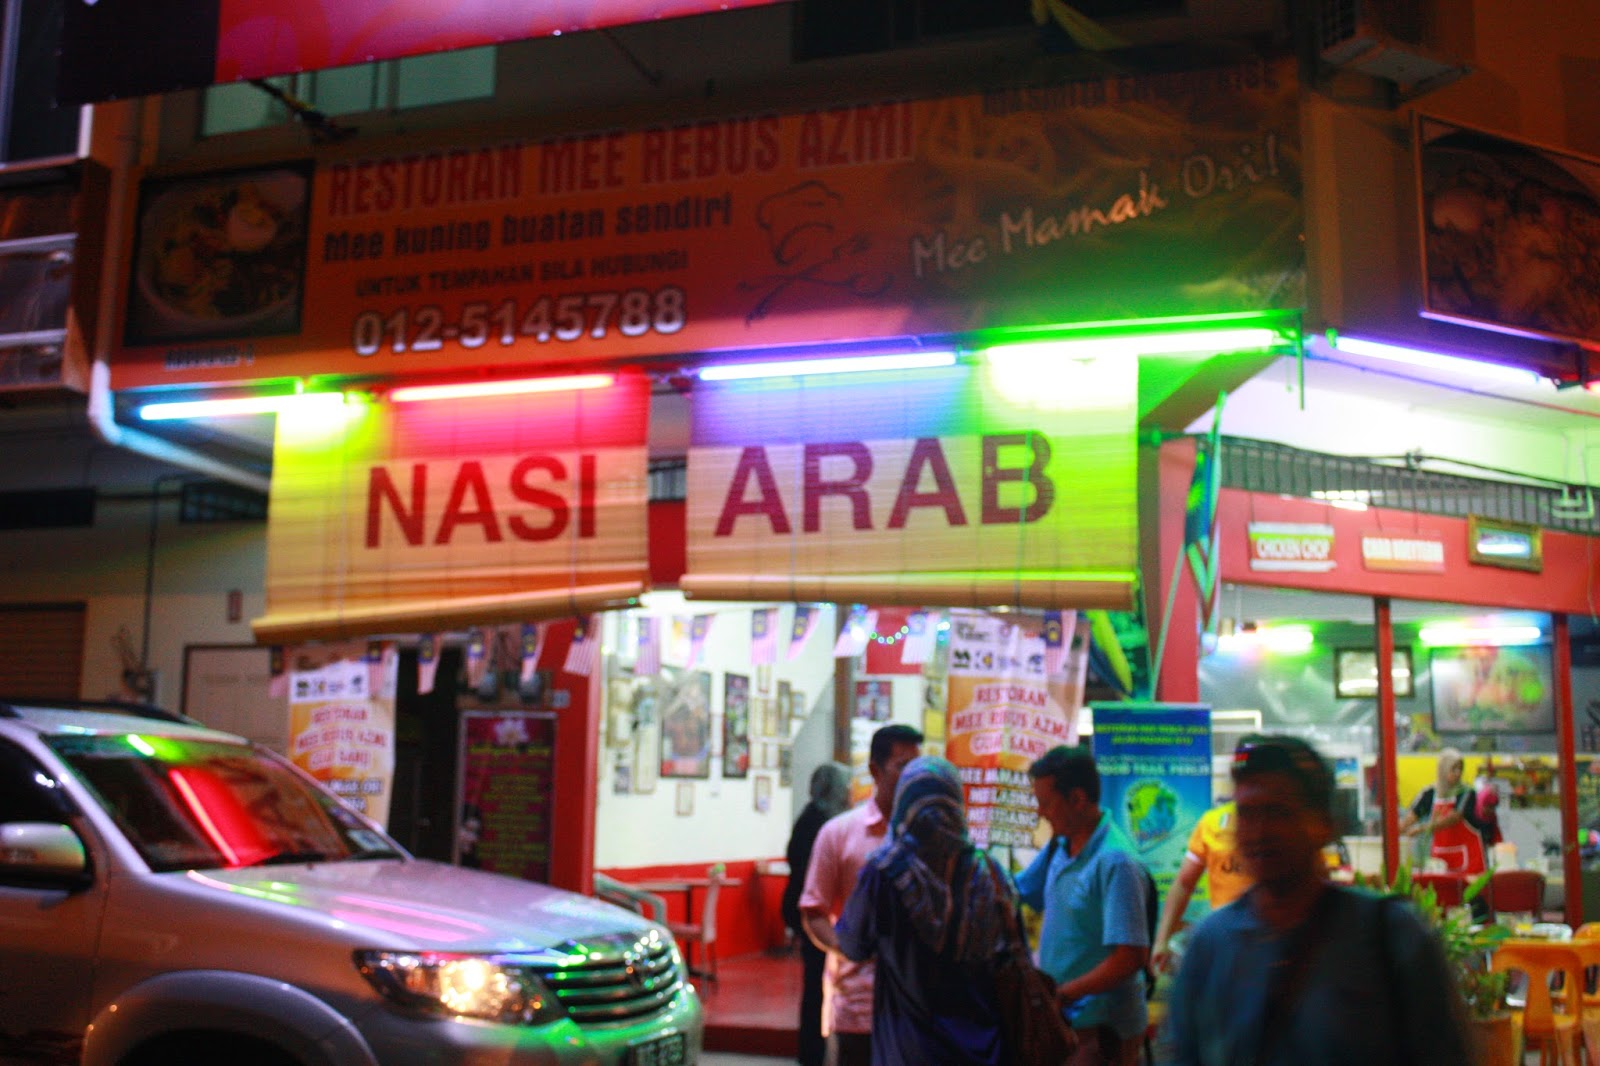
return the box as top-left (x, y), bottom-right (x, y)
top-left (631, 683), bottom-right (659, 794)
top-left (753, 774), bottom-right (772, 813)
top-left (1430, 644), bottom-right (1556, 734)
top-left (723, 673), bottom-right (751, 778)
top-left (1334, 648), bottom-right (1415, 699)
top-left (659, 669), bottom-right (713, 778)
top-left (675, 781), bottom-right (694, 817)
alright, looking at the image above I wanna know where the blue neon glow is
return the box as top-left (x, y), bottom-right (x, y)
top-left (1331, 335), bottom-right (1541, 386)
top-left (697, 350), bottom-right (957, 382)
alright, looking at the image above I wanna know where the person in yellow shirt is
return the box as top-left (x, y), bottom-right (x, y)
top-left (1151, 742), bottom-right (1259, 974)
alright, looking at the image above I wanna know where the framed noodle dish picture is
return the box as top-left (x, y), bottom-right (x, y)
top-left (1334, 647), bottom-right (1414, 699)
top-left (1430, 644), bottom-right (1556, 734)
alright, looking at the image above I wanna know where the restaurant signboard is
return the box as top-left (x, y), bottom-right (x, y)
top-left (253, 372), bottom-right (651, 645)
top-left (111, 57), bottom-right (1302, 390)
top-left (681, 353), bottom-right (1138, 609)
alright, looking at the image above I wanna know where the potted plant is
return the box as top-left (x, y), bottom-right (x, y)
top-left (1379, 866), bottom-right (1518, 1065)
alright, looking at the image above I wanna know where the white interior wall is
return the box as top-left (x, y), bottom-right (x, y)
top-left (593, 601), bottom-right (838, 869)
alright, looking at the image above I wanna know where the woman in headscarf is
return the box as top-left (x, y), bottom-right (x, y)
top-left (785, 761), bottom-right (852, 1066)
top-left (835, 756), bottom-right (1026, 1065)
top-left (1399, 747), bottom-right (1491, 875)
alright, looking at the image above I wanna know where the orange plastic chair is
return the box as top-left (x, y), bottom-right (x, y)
top-left (1493, 941), bottom-right (1584, 1065)
top-left (1565, 936), bottom-right (1600, 1060)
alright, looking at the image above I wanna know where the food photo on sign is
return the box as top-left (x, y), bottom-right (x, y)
top-left (124, 163), bottom-right (311, 345)
top-left (1430, 643), bottom-right (1557, 734)
top-left (1417, 114), bottom-right (1600, 346)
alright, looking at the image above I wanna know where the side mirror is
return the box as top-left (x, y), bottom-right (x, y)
top-left (0, 822), bottom-right (87, 878)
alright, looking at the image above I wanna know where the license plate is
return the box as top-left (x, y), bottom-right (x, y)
top-left (627, 1032), bottom-right (687, 1066)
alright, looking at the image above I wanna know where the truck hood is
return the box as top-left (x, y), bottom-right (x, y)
top-left (188, 858), bottom-right (656, 953)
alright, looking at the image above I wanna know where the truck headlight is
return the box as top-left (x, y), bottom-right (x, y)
top-left (355, 950), bottom-right (565, 1026)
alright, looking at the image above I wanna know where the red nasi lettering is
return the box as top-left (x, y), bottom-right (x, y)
top-left (365, 456), bottom-right (597, 547)
top-left (713, 433), bottom-right (1054, 536)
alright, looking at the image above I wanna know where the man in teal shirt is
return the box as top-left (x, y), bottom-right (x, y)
top-left (1015, 746), bottom-right (1149, 1066)
top-left (1162, 735), bottom-right (1470, 1066)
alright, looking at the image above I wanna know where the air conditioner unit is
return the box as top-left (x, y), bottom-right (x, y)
top-left (1315, 0), bottom-right (1468, 94)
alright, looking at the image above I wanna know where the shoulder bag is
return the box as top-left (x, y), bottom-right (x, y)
top-left (988, 850), bottom-right (1076, 1065)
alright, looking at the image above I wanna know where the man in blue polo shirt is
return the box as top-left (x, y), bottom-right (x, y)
top-left (1015, 745), bottom-right (1149, 1066)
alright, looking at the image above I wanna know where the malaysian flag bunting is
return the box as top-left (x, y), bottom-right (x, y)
top-left (416, 634), bottom-right (439, 695)
top-left (563, 615), bottom-right (600, 677)
top-left (787, 605), bottom-right (819, 661)
top-left (366, 640), bottom-right (388, 696)
top-left (1042, 609), bottom-right (1078, 676)
top-left (636, 615), bottom-right (661, 676)
top-left (465, 628), bottom-right (489, 688)
top-left (750, 608), bottom-right (779, 665)
top-left (519, 623), bottom-right (546, 684)
top-left (833, 607), bottom-right (878, 659)
top-left (900, 610), bottom-right (940, 665)
top-left (688, 614), bottom-right (714, 667)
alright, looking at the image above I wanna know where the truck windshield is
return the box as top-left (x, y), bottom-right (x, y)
top-left (45, 733), bottom-right (400, 872)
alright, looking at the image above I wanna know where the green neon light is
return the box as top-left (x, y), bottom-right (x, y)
top-left (126, 734), bottom-right (157, 757)
top-left (973, 308), bottom-right (1301, 349)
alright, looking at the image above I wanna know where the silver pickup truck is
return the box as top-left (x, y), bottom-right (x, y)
top-left (0, 700), bottom-right (701, 1066)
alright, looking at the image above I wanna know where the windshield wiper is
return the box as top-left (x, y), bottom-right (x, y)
top-left (246, 849), bottom-right (328, 867)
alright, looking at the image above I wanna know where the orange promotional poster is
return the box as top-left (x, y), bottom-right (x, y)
top-left (287, 641), bottom-right (398, 825)
top-left (112, 56), bottom-right (1301, 389)
top-left (945, 610), bottom-right (1088, 848)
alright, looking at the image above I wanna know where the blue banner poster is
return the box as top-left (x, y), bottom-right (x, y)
top-left (1090, 702), bottom-right (1212, 898)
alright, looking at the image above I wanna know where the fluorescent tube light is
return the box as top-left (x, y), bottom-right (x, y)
top-left (1214, 624), bottom-right (1315, 655)
top-left (139, 392), bottom-right (347, 421)
top-left (697, 350), bottom-right (956, 381)
top-left (390, 373), bottom-right (614, 402)
top-left (1330, 334), bottom-right (1542, 386)
top-left (1418, 624), bottom-right (1543, 647)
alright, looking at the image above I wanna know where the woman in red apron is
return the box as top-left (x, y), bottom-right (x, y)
top-left (1399, 748), bottom-right (1487, 875)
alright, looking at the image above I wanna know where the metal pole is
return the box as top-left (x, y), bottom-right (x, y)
top-left (1375, 597), bottom-right (1400, 881)
top-left (1555, 613), bottom-right (1581, 926)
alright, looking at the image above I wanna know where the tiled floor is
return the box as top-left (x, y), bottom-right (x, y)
top-left (698, 949), bottom-right (804, 1058)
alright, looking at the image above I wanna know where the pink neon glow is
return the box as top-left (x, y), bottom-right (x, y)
top-left (167, 769), bottom-right (241, 866)
top-left (334, 894), bottom-right (487, 932)
top-left (389, 373), bottom-right (615, 403)
top-left (330, 909), bottom-right (477, 943)
top-left (217, 2), bottom-right (785, 84)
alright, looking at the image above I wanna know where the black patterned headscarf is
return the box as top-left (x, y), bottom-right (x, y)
top-left (871, 755), bottom-right (1013, 966)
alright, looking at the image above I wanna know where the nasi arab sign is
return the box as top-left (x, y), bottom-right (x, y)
top-left (110, 56), bottom-right (1301, 390)
top-left (682, 355), bottom-right (1137, 608)
top-left (254, 373), bottom-right (650, 643)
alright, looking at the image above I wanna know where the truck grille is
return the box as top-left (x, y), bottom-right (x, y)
top-left (529, 931), bottom-right (683, 1024)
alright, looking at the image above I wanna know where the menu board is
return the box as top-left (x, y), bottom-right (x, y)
top-left (455, 710), bottom-right (556, 883)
